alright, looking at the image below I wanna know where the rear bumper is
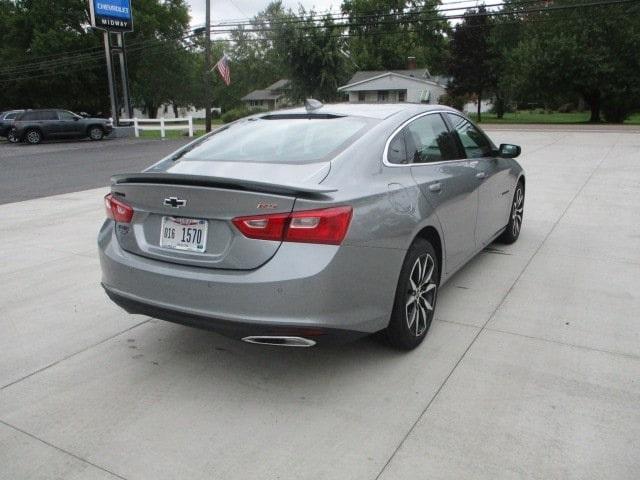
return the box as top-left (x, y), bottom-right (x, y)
top-left (99, 220), bottom-right (405, 341)
top-left (103, 287), bottom-right (365, 344)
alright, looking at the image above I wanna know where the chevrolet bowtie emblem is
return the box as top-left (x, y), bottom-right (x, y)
top-left (164, 197), bottom-right (186, 208)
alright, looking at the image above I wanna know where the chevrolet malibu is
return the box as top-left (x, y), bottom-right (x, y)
top-left (99, 103), bottom-right (524, 350)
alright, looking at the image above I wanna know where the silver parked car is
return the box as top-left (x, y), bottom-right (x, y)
top-left (99, 103), bottom-right (524, 350)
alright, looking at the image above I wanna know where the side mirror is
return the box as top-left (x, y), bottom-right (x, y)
top-left (73, 117), bottom-right (80, 121)
top-left (498, 143), bottom-right (521, 158)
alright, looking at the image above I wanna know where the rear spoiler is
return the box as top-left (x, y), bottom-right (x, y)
top-left (111, 173), bottom-right (337, 197)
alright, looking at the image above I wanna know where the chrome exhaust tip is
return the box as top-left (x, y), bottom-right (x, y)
top-left (241, 336), bottom-right (316, 347)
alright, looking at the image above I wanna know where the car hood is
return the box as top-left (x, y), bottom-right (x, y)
top-left (159, 159), bottom-right (331, 185)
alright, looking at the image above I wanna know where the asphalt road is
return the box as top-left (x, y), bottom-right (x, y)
top-left (0, 137), bottom-right (192, 205)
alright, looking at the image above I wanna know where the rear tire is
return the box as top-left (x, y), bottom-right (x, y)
top-left (88, 126), bottom-right (104, 141)
top-left (7, 128), bottom-right (19, 143)
top-left (25, 128), bottom-right (42, 145)
top-left (498, 181), bottom-right (524, 244)
top-left (385, 238), bottom-right (439, 351)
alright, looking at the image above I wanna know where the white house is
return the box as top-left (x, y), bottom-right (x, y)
top-left (338, 60), bottom-right (448, 105)
top-left (241, 79), bottom-right (291, 110)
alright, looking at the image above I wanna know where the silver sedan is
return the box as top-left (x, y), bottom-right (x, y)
top-left (99, 103), bottom-right (524, 350)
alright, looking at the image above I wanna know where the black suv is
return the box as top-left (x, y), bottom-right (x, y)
top-left (11, 109), bottom-right (113, 144)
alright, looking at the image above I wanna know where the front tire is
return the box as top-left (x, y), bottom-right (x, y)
top-left (88, 126), bottom-right (104, 141)
top-left (25, 128), bottom-right (42, 145)
top-left (498, 181), bottom-right (524, 244)
top-left (386, 238), bottom-right (439, 350)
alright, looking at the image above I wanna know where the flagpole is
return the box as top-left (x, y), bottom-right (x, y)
top-left (204, 0), bottom-right (212, 133)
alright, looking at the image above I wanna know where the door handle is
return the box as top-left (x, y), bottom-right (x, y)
top-left (429, 182), bottom-right (442, 193)
top-left (476, 172), bottom-right (487, 179)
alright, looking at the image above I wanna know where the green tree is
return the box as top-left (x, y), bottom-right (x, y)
top-left (448, 6), bottom-right (497, 122)
top-left (508, 0), bottom-right (640, 122)
top-left (126, 0), bottom-right (191, 117)
top-left (341, 0), bottom-right (450, 72)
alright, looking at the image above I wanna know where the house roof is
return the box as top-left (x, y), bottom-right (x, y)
top-left (241, 90), bottom-right (284, 101)
top-left (338, 69), bottom-right (447, 92)
top-left (346, 69), bottom-right (431, 85)
top-left (266, 79), bottom-right (290, 91)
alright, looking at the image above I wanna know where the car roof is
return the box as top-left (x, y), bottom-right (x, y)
top-left (270, 103), bottom-right (457, 120)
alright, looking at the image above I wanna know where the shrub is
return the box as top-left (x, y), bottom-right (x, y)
top-left (439, 93), bottom-right (468, 111)
top-left (601, 95), bottom-right (637, 123)
top-left (557, 103), bottom-right (575, 113)
top-left (221, 107), bottom-right (267, 123)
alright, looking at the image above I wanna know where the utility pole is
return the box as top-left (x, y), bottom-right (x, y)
top-left (204, 0), bottom-right (212, 133)
top-left (117, 33), bottom-right (133, 119)
top-left (103, 32), bottom-right (118, 125)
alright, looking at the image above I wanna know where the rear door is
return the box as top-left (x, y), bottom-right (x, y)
top-left (400, 112), bottom-right (479, 273)
top-left (446, 113), bottom-right (512, 246)
top-left (39, 110), bottom-right (62, 136)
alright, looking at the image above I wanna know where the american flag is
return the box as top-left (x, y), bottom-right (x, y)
top-left (214, 54), bottom-right (231, 86)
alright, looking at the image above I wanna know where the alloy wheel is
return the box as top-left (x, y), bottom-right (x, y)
top-left (405, 254), bottom-right (437, 336)
top-left (26, 130), bottom-right (41, 144)
top-left (90, 127), bottom-right (103, 140)
top-left (512, 187), bottom-right (524, 236)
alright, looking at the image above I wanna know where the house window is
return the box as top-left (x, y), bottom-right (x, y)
top-left (358, 91), bottom-right (366, 102)
top-left (378, 91), bottom-right (388, 102)
top-left (399, 90), bottom-right (406, 102)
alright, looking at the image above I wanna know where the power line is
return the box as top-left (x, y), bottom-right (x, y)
top-left (1, 0), bottom-right (637, 83)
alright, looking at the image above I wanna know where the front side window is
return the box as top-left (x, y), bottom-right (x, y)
top-left (403, 114), bottom-right (461, 164)
top-left (446, 113), bottom-right (494, 158)
top-left (180, 116), bottom-right (372, 164)
top-left (5, 112), bottom-right (19, 120)
top-left (59, 111), bottom-right (78, 121)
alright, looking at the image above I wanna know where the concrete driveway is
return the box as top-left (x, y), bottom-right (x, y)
top-left (1, 127), bottom-right (639, 480)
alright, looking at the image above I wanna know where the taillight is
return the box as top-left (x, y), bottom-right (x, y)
top-left (231, 213), bottom-right (288, 241)
top-left (285, 207), bottom-right (352, 245)
top-left (232, 206), bottom-right (352, 245)
top-left (104, 193), bottom-right (134, 223)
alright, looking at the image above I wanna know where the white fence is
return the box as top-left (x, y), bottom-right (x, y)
top-left (120, 117), bottom-right (194, 138)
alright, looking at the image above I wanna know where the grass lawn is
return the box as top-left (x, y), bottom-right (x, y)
top-left (467, 111), bottom-right (640, 125)
top-left (192, 118), bottom-right (224, 126)
top-left (137, 129), bottom-right (206, 140)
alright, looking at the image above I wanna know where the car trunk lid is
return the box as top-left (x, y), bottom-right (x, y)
top-left (110, 170), bottom-right (334, 270)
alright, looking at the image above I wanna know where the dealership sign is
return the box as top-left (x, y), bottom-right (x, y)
top-left (89, 0), bottom-right (133, 32)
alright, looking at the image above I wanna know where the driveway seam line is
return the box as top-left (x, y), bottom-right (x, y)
top-left (0, 419), bottom-right (128, 480)
top-left (0, 319), bottom-right (150, 391)
top-left (483, 326), bottom-right (640, 361)
top-left (373, 137), bottom-right (615, 480)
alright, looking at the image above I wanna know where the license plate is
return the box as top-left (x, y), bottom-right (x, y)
top-left (160, 216), bottom-right (208, 253)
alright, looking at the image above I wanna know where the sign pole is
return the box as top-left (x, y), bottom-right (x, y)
top-left (204, 0), bottom-right (212, 133)
top-left (103, 31), bottom-right (119, 125)
top-left (117, 33), bottom-right (133, 119)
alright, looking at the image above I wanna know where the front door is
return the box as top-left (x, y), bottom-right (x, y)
top-left (57, 110), bottom-right (83, 137)
top-left (445, 113), bottom-right (510, 246)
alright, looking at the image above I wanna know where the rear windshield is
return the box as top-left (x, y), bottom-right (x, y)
top-left (181, 116), bottom-right (372, 164)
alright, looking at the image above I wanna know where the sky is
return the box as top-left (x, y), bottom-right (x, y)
top-left (186, 0), bottom-right (481, 28)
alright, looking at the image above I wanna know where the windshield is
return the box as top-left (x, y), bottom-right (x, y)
top-left (181, 116), bottom-right (372, 164)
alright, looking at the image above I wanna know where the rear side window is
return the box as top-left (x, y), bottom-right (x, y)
top-left (446, 113), bottom-right (493, 158)
top-left (20, 111), bottom-right (57, 121)
top-left (403, 114), bottom-right (461, 163)
top-left (181, 117), bottom-right (371, 164)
